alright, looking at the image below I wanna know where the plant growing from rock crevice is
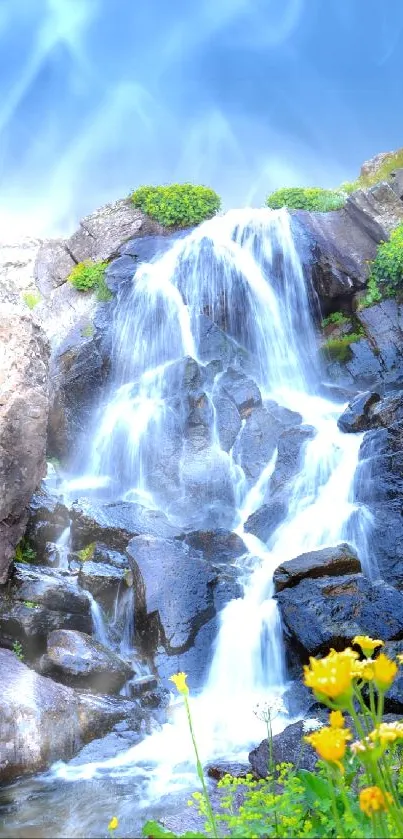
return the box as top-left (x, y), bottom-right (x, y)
top-left (67, 260), bottom-right (112, 302)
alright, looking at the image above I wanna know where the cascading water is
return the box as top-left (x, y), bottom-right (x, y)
top-left (49, 209), bottom-right (372, 806)
top-left (1, 209), bottom-right (374, 838)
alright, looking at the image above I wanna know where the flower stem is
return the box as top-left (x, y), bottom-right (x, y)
top-left (184, 695), bottom-right (219, 839)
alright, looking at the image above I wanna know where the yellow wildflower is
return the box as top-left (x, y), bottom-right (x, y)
top-left (304, 649), bottom-right (357, 704)
top-left (359, 786), bottom-right (392, 816)
top-left (369, 722), bottom-right (403, 745)
top-left (353, 636), bottom-right (384, 658)
top-left (169, 672), bottom-right (189, 696)
top-left (351, 660), bottom-right (374, 680)
top-left (372, 653), bottom-right (397, 691)
top-left (304, 725), bottom-right (351, 769)
top-left (397, 654), bottom-right (403, 664)
top-left (108, 817), bottom-right (119, 831)
top-left (329, 710), bottom-right (345, 728)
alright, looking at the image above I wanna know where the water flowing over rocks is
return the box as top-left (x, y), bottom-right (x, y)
top-left (70, 499), bottom-right (182, 550)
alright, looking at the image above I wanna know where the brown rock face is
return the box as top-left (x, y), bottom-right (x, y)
top-left (0, 308), bottom-right (50, 582)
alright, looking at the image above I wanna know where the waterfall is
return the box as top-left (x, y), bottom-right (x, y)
top-left (52, 208), bottom-right (371, 799)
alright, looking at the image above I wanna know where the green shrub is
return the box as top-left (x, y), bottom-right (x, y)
top-left (322, 331), bottom-right (364, 362)
top-left (266, 187), bottom-right (345, 212)
top-left (78, 543), bottom-right (96, 562)
top-left (321, 311), bottom-right (349, 329)
top-left (67, 260), bottom-right (112, 301)
top-left (15, 539), bottom-right (36, 565)
top-left (358, 275), bottom-right (382, 309)
top-left (22, 291), bottom-right (41, 309)
top-left (370, 224), bottom-right (403, 292)
top-left (131, 184), bottom-right (221, 228)
top-left (12, 640), bottom-right (24, 662)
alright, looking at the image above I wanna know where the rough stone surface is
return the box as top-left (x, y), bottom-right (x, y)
top-left (78, 560), bottom-right (128, 608)
top-left (26, 486), bottom-right (70, 554)
top-left (127, 536), bottom-right (215, 653)
top-left (269, 425), bottom-right (315, 495)
top-left (277, 573), bottom-right (403, 658)
top-left (0, 648), bottom-right (142, 782)
top-left (338, 391), bottom-right (381, 432)
top-left (249, 721), bottom-right (318, 777)
top-left (0, 311), bottom-right (50, 583)
top-left (244, 499), bottom-right (287, 544)
top-left (40, 629), bottom-right (133, 693)
top-left (234, 406), bottom-right (283, 483)
top-left (183, 530), bottom-right (246, 567)
top-left (218, 368), bottom-right (262, 418)
top-left (71, 499), bottom-right (182, 551)
top-left (273, 544), bottom-right (361, 592)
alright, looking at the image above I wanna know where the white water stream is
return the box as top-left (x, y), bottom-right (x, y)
top-left (50, 209), bottom-right (374, 807)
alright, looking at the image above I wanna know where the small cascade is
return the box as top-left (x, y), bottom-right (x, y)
top-left (54, 526), bottom-right (71, 571)
top-left (86, 592), bottom-right (110, 648)
top-left (51, 207), bottom-right (373, 809)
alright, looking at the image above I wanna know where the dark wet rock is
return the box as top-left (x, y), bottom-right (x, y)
top-left (234, 406), bottom-right (283, 483)
top-left (104, 255), bottom-right (136, 292)
top-left (197, 314), bottom-right (254, 371)
top-left (338, 391), bottom-right (381, 432)
top-left (0, 310), bottom-right (50, 583)
top-left (370, 393), bottom-right (403, 428)
top-left (213, 392), bottom-right (242, 452)
top-left (183, 529), bottom-right (246, 567)
top-left (138, 685), bottom-right (171, 711)
top-left (0, 564), bottom-right (91, 656)
top-left (129, 674), bottom-right (158, 697)
top-left (26, 486), bottom-right (70, 554)
top-left (327, 301), bottom-right (403, 390)
top-left (382, 642), bottom-right (403, 713)
top-left (277, 573), bottom-right (403, 658)
top-left (218, 368), bottom-right (262, 418)
top-left (68, 730), bottom-right (141, 767)
top-left (249, 721), bottom-right (318, 777)
top-left (119, 230), bottom-right (189, 260)
top-left (40, 629), bottom-right (133, 693)
top-left (78, 560), bottom-right (128, 608)
top-left (270, 425), bottom-right (315, 494)
top-left (0, 648), bottom-right (142, 782)
top-left (47, 308), bottom-right (112, 461)
top-left (355, 423), bottom-right (403, 586)
top-left (185, 391), bottom-right (214, 450)
top-left (244, 499), bottom-right (287, 544)
top-left (282, 680), bottom-right (321, 719)
top-left (178, 445), bottom-right (236, 530)
top-left (71, 499), bottom-right (182, 551)
top-left (273, 544), bottom-right (361, 592)
top-left (127, 536), bottom-right (215, 653)
top-left (154, 615), bottom-right (220, 692)
top-left (264, 401), bottom-right (302, 428)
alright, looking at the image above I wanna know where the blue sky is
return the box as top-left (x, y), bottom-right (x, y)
top-left (0, 0), bottom-right (402, 235)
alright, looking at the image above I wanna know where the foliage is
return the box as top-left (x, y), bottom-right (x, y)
top-left (81, 323), bottom-right (95, 338)
top-left (22, 290), bottom-right (41, 309)
top-left (67, 260), bottom-right (112, 301)
top-left (23, 600), bottom-right (39, 609)
top-left (12, 640), bottom-right (24, 662)
top-left (15, 539), bottom-right (36, 565)
top-left (340, 148), bottom-right (403, 194)
top-left (321, 311), bottom-right (349, 329)
top-left (266, 187), bottom-right (346, 212)
top-left (131, 184), bottom-right (221, 228)
top-left (370, 224), bottom-right (403, 292)
top-left (77, 542), bottom-right (96, 562)
top-left (142, 637), bottom-right (403, 838)
top-left (358, 275), bottom-right (383, 309)
top-left (322, 331), bottom-right (364, 362)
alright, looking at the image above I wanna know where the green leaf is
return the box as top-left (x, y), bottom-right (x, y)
top-left (296, 769), bottom-right (334, 804)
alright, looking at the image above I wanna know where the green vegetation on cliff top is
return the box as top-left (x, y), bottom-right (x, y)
top-left (131, 183), bottom-right (221, 228)
top-left (266, 187), bottom-right (345, 212)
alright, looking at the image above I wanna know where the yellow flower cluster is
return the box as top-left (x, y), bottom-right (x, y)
top-left (359, 786), bottom-right (392, 816)
top-left (304, 725), bottom-right (352, 769)
top-left (169, 672), bottom-right (189, 696)
top-left (353, 635), bottom-right (384, 657)
top-left (304, 639), bottom-right (398, 707)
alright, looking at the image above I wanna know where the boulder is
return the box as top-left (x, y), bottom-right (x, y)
top-left (277, 573), bottom-right (403, 658)
top-left (249, 721), bottom-right (318, 777)
top-left (183, 529), bottom-right (246, 567)
top-left (269, 425), bottom-right (315, 494)
top-left (337, 391), bottom-right (381, 432)
top-left (40, 629), bottom-right (133, 693)
top-left (218, 368), bottom-right (262, 418)
top-left (273, 544), bottom-right (361, 592)
top-left (346, 182), bottom-right (403, 239)
top-left (0, 564), bottom-right (91, 656)
top-left (127, 536), bottom-right (215, 653)
top-left (213, 392), bottom-right (242, 452)
top-left (78, 560), bottom-right (129, 608)
top-left (244, 499), bottom-right (287, 544)
top-left (234, 407), bottom-right (283, 483)
top-left (26, 486), bottom-right (70, 554)
top-left (0, 648), bottom-right (142, 782)
top-left (71, 499), bottom-right (182, 551)
top-left (0, 309), bottom-right (50, 583)
top-left (382, 642), bottom-right (403, 713)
